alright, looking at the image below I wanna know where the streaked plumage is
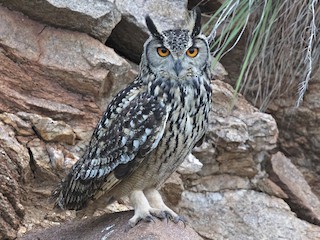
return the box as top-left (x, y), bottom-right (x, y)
top-left (52, 8), bottom-right (212, 226)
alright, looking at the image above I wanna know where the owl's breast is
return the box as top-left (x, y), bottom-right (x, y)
top-left (140, 76), bottom-right (212, 185)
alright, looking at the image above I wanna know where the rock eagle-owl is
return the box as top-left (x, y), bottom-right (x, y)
top-left (52, 8), bottom-right (212, 227)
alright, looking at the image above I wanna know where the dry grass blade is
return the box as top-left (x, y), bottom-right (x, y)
top-left (207, 0), bottom-right (320, 110)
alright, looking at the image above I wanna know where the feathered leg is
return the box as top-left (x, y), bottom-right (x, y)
top-left (144, 188), bottom-right (186, 224)
top-left (128, 190), bottom-right (166, 227)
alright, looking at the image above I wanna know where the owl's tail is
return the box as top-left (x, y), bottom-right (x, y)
top-left (50, 168), bottom-right (117, 212)
top-left (50, 172), bottom-right (92, 211)
top-left (50, 182), bottom-right (66, 211)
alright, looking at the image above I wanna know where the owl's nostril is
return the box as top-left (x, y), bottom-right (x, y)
top-left (173, 60), bottom-right (182, 76)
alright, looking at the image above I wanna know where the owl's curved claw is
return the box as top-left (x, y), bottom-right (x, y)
top-left (126, 214), bottom-right (155, 231)
top-left (129, 207), bottom-right (166, 227)
top-left (173, 215), bottom-right (187, 227)
top-left (145, 214), bottom-right (155, 223)
top-left (128, 213), bottom-right (154, 227)
top-left (151, 209), bottom-right (167, 219)
top-left (163, 210), bottom-right (187, 226)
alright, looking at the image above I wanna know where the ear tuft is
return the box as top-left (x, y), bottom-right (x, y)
top-left (145, 15), bottom-right (162, 39)
top-left (191, 7), bottom-right (202, 37)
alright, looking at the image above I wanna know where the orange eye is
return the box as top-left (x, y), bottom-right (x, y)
top-left (157, 47), bottom-right (170, 57)
top-left (186, 47), bottom-right (199, 57)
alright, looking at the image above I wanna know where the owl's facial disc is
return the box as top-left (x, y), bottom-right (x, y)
top-left (146, 38), bottom-right (208, 79)
top-left (144, 10), bottom-right (208, 80)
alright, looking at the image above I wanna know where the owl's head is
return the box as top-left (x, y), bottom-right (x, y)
top-left (141, 8), bottom-right (210, 80)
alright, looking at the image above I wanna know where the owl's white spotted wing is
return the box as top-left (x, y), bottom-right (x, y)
top-left (80, 92), bottom-right (167, 181)
top-left (52, 86), bottom-right (168, 210)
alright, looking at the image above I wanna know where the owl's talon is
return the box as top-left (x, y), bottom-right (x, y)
top-left (162, 210), bottom-right (172, 223)
top-left (158, 211), bottom-right (167, 219)
top-left (150, 209), bottom-right (166, 219)
top-left (128, 212), bottom-right (156, 227)
top-left (128, 217), bottom-right (141, 227)
top-left (173, 215), bottom-right (187, 227)
top-left (162, 210), bottom-right (186, 225)
top-left (145, 214), bottom-right (155, 222)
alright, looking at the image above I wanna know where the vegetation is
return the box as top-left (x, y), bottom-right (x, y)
top-left (203, 0), bottom-right (320, 110)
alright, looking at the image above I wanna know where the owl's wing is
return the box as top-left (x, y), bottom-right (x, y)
top-left (79, 91), bottom-right (168, 181)
top-left (52, 88), bottom-right (168, 210)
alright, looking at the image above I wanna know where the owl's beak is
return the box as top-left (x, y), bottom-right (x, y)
top-left (173, 59), bottom-right (182, 76)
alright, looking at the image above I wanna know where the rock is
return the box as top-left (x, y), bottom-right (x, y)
top-left (0, 112), bottom-right (34, 136)
top-left (27, 138), bottom-right (57, 181)
top-left (20, 211), bottom-right (202, 240)
top-left (108, 0), bottom-right (188, 62)
top-left (0, 122), bottom-right (30, 240)
top-left (0, 0), bottom-right (121, 42)
top-left (178, 190), bottom-right (320, 240)
top-left (177, 154), bottom-right (203, 175)
top-left (267, 152), bottom-right (320, 225)
top-left (26, 138), bottom-right (80, 182)
top-left (211, 60), bottom-right (228, 80)
top-left (185, 174), bottom-right (251, 193)
top-left (18, 112), bottom-right (76, 145)
top-left (33, 118), bottom-right (74, 145)
top-left (161, 172), bottom-right (184, 206)
top-left (268, 75), bottom-right (320, 200)
top-left (46, 145), bottom-right (78, 171)
top-left (0, 6), bottom-right (134, 236)
top-left (0, 5), bottom-right (132, 118)
top-left (0, 122), bottom-right (31, 180)
top-left (253, 177), bottom-right (288, 199)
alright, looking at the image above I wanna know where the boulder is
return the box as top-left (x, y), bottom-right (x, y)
top-left (178, 190), bottom-right (320, 240)
top-left (20, 211), bottom-right (202, 240)
top-left (267, 152), bottom-right (320, 225)
top-left (0, 5), bottom-right (132, 117)
top-left (0, 0), bottom-right (121, 42)
top-left (177, 154), bottom-right (203, 175)
top-left (18, 112), bottom-right (76, 145)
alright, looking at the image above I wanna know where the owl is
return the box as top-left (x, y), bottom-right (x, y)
top-left (52, 8), bottom-right (212, 227)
